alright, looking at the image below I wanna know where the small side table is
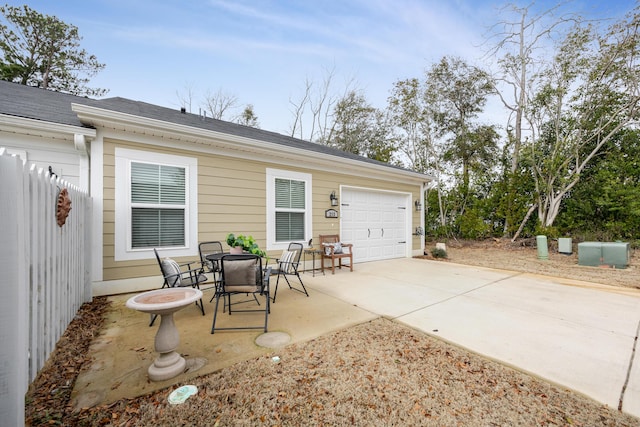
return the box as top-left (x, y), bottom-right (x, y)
top-left (303, 248), bottom-right (325, 276)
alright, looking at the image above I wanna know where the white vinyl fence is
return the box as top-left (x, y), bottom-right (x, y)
top-left (0, 148), bottom-right (92, 425)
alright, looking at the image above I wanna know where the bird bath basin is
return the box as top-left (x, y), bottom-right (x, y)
top-left (126, 288), bottom-right (203, 381)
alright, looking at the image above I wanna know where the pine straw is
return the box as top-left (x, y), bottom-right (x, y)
top-left (25, 296), bottom-right (110, 425)
top-left (27, 299), bottom-right (638, 426)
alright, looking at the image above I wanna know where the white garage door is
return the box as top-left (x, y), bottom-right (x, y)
top-left (340, 188), bottom-right (410, 263)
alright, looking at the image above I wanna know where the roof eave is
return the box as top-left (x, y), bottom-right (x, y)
top-left (0, 113), bottom-right (97, 140)
top-left (71, 103), bottom-right (434, 184)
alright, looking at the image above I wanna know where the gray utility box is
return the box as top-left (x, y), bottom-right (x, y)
top-left (578, 242), bottom-right (630, 268)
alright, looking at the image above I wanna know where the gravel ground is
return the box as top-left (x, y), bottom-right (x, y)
top-left (26, 240), bottom-right (640, 426)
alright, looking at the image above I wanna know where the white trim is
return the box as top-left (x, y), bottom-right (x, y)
top-left (266, 168), bottom-right (312, 251)
top-left (92, 276), bottom-right (218, 296)
top-left (90, 134), bottom-right (104, 282)
top-left (114, 147), bottom-right (198, 261)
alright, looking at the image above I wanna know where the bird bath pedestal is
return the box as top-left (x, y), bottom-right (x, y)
top-left (126, 288), bottom-right (203, 381)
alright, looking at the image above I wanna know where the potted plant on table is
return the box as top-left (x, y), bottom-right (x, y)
top-left (226, 233), bottom-right (266, 257)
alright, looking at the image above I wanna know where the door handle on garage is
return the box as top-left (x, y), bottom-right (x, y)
top-left (368, 228), bottom-right (370, 238)
top-left (381, 228), bottom-right (384, 237)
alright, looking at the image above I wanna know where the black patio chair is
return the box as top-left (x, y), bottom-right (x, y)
top-left (211, 254), bottom-right (271, 334)
top-left (151, 248), bottom-right (207, 326)
top-left (199, 241), bottom-right (224, 276)
top-left (198, 241), bottom-right (225, 301)
top-left (271, 242), bottom-right (308, 303)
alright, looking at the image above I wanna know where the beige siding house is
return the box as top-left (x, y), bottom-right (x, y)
top-left (1, 81), bottom-right (433, 296)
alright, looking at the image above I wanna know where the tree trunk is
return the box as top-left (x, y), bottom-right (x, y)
top-left (511, 203), bottom-right (537, 242)
top-left (437, 186), bottom-right (446, 226)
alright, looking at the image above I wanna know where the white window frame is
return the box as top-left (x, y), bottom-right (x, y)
top-left (266, 168), bottom-right (312, 251)
top-left (115, 148), bottom-right (198, 261)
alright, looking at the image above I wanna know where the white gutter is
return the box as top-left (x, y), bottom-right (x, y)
top-left (0, 114), bottom-right (96, 139)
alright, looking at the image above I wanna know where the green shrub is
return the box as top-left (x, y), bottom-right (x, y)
top-left (431, 247), bottom-right (448, 259)
top-left (534, 225), bottom-right (559, 239)
top-left (458, 208), bottom-right (493, 239)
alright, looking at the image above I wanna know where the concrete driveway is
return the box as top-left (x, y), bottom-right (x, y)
top-left (306, 258), bottom-right (640, 418)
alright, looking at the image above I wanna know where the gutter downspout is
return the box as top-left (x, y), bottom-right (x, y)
top-left (74, 134), bottom-right (91, 192)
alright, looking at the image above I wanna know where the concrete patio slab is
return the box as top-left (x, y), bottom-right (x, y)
top-left (71, 282), bottom-right (377, 409)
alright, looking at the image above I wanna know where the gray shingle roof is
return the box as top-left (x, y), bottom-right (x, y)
top-left (1, 79), bottom-right (97, 128)
top-left (0, 80), bottom-right (418, 174)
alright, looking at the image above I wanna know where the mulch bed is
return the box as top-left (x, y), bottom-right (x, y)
top-left (25, 297), bottom-right (110, 425)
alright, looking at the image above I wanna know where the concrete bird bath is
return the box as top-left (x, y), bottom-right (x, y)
top-left (126, 288), bottom-right (203, 381)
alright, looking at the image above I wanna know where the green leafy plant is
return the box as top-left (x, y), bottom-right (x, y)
top-left (431, 247), bottom-right (448, 259)
top-left (225, 233), bottom-right (266, 257)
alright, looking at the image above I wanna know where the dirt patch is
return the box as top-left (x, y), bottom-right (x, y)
top-left (422, 238), bottom-right (639, 290)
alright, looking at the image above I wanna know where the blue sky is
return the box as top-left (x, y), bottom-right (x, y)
top-left (6, 0), bottom-right (634, 135)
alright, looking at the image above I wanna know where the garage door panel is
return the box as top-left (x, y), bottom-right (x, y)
top-left (341, 188), bottom-right (409, 263)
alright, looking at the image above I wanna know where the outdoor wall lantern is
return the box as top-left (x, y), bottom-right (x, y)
top-left (330, 191), bottom-right (339, 206)
top-left (415, 199), bottom-right (423, 211)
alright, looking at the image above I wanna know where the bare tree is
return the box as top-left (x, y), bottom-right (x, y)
top-left (309, 68), bottom-right (336, 143)
top-left (175, 82), bottom-right (197, 113)
top-left (287, 67), bottom-right (358, 143)
top-left (486, 1), bottom-right (575, 173)
top-left (484, 2), bottom-right (578, 234)
top-left (288, 77), bottom-right (312, 139)
top-left (202, 88), bottom-right (239, 120)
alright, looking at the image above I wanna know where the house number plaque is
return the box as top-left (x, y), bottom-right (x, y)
top-left (325, 209), bottom-right (339, 218)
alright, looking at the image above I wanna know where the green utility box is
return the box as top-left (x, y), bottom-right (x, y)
top-left (578, 242), bottom-right (603, 267)
top-left (601, 242), bottom-right (630, 269)
top-left (578, 242), bottom-right (630, 268)
top-left (558, 238), bottom-right (572, 255)
top-left (536, 235), bottom-right (549, 260)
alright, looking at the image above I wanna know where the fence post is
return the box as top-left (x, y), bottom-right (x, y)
top-left (0, 150), bottom-right (28, 426)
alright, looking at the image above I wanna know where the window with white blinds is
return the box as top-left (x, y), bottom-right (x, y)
top-left (115, 148), bottom-right (198, 261)
top-left (275, 178), bottom-right (305, 241)
top-left (130, 162), bottom-right (186, 248)
top-left (266, 169), bottom-right (312, 250)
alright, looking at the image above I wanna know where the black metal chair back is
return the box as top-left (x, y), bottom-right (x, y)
top-left (150, 248), bottom-right (207, 326)
top-left (272, 242), bottom-right (309, 303)
top-left (211, 254), bottom-right (271, 334)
